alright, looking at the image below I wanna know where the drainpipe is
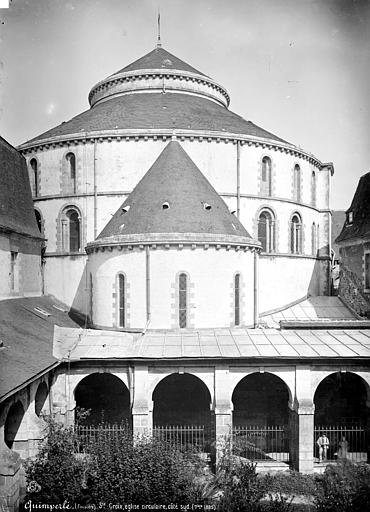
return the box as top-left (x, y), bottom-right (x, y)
top-left (146, 246), bottom-right (151, 324)
top-left (254, 250), bottom-right (259, 328)
top-left (236, 141), bottom-right (241, 219)
top-left (93, 140), bottom-right (98, 239)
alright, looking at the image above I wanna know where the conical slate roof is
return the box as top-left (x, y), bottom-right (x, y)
top-left (96, 140), bottom-right (253, 242)
top-left (111, 47), bottom-right (207, 77)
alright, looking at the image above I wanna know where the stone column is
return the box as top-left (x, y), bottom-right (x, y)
top-left (0, 417), bottom-right (21, 512)
top-left (24, 383), bottom-right (48, 458)
top-left (132, 366), bottom-right (151, 437)
top-left (294, 366), bottom-right (315, 473)
top-left (214, 366), bottom-right (233, 463)
top-left (51, 372), bottom-right (76, 426)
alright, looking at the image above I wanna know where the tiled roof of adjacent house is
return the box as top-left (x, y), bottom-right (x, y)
top-left (336, 172), bottom-right (370, 243)
top-left (110, 47), bottom-right (208, 77)
top-left (95, 140), bottom-right (254, 242)
top-left (0, 296), bottom-right (83, 400)
top-left (0, 137), bottom-right (41, 239)
top-left (23, 93), bottom-right (288, 146)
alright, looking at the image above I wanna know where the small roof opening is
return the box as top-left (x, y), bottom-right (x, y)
top-left (122, 205), bottom-right (130, 213)
top-left (119, 223), bottom-right (125, 231)
top-left (162, 202), bottom-right (170, 210)
top-left (203, 202), bottom-right (212, 211)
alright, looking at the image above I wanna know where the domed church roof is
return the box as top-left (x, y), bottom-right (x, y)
top-left (110, 47), bottom-right (208, 78)
top-left (20, 46), bottom-right (290, 149)
top-left (90, 140), bottom-right (259, 248)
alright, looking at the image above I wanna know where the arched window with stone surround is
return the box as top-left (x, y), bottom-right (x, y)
top-left (60, 206), bottom-right (81, 253)
top-left (311, 171), bottom-right (317, 207)
top-left (293, 164), bottom-right (301, 202)
top-left (178, 272), bottom-right (188, 328)
top-left (30, 158), bottom-right (39, 197)
top-left (261, 156), bottom-right (272, 196)
top-left (290, 213), bottom-right (302, 254)
top-left (66, 152), bottom-right (77, 193)
top-left (257, 209), bottom-right (275, 253)
top-left (117, 273), bottom-right (126, 328)
top-left (234, 273), bottom-right (241, 326)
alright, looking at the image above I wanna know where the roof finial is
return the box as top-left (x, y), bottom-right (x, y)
top-left (157, 9), bottom-right (162, 48)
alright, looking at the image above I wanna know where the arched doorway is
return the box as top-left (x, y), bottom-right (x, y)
top-left (5, 401), bottom-right (25, 450)
top-left (314, 372), bottom-right (369, 462)
top-left (35, 382), bottom-right (49, 417)
top-left (232, 373), bottom-right (290, 462)
top-left (74, 373), bottom-right (130, 426)
top-left (152, 374), bottom-right (212, 452)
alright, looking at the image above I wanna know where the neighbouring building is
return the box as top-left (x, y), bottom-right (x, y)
top-left (336, 172), bottom-right (370, 317)
top-left (1, 44), bottom-right (370, 512)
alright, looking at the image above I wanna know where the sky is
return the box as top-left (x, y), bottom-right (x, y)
top-left (0, 0), bottom-right (369, 210)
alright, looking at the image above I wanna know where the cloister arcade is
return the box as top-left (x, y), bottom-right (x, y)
top-left (1, 366), bottom-right (369, 473)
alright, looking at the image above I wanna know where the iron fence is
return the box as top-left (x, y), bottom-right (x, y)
top-left (314, 425), bottom-right (368, 463)
top-left (153, 425), bottom-right (208, 452)
top-left (75, 423), bottom-right (132, 451)
top-left (232, 425), bottom-right (290, 462)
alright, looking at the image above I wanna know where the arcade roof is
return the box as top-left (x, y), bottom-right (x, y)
top-left (54, 325), bottom-right (370, 361)
top-left (0, 296), bottom-right (83, 401)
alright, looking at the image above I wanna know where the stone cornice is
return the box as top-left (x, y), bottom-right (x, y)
top-left (86, 232), bottom-right (262, 254)
top-left (89, 68), bottom-right (230, 107)
top-left (18, 129), bottom-right (323, 168)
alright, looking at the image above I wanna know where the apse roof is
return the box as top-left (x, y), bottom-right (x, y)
top-left (336, 172), bottom-right (370, 243)
top-left (111, 47), bottom-right (208, 77)
top-left (0, 137), bottom-right (42, 239)
top-left (23, 93), bottom-right (288, 147)
top-left (96, 140), bottom-right (253, 241)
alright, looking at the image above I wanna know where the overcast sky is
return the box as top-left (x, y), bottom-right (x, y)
top-left (0, 0), bottom-right (369, 209)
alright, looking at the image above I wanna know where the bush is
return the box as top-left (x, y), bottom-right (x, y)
top-left (23, 419), bottom-right (87, 505)
top-left (314, 460), bottom-right (370, 512)
top-left (260, 471), bottom-right (316, 497)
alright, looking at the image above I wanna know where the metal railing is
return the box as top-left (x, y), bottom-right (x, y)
top-left (233, 425), bottom-right (290, 462)
top-left (75, 423), bottom-right (131, 451)
top-left (153, 425), bottom-right (207, 451)
top-left (314, 425), bottom-right (368, 463)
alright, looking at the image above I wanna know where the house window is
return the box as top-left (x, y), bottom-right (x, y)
top-left (293, 164), bottom-right (301, 202)
top-left (118, 274), bottom-right (125, 328)
top-left (311, 222), bottom-right (317, 256)
top-left (66, 153), bottom-right (77, 193)
top-left (30, 158), bottom-right (38, 197)
top-left (365, 253), bottom-right (370, 290)
top-left (311, 171), bottom-right (316, 207)
top-left (290, 214), bottom-right (302, 254)
top-left (261, 157), bottom-right (272, 196)
top-left (178, 273), bottom-right (187, 328)
top-left (234, 273), bottom-right (240, 326)
top-left (34, 209), bottom-right (43, 234)
top-left (346, 211), bottom-right (353, 224)
top-left (258, 210), bottom-right (275, 253)
top-left (61, 207), bottom-right (81, 252)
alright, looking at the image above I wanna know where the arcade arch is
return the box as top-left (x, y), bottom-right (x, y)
top-left (4, 401), bottom-right (25, 450)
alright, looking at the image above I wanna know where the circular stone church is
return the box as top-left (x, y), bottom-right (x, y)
top-left (19, 44), bottom-right (334, 322)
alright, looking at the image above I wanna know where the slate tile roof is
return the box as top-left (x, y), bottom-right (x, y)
top-left (0, 296), bottom-right (83, 401)
top-left (95, 141), bottom-right (253, 240)
top-left (336, 172), bottom-right (370, 243)
top-left (0, 137), bottom-right (41, 239)
top-left (111, 47), bottom-right (208, 77)
top-left (54, 325), bottom-right (370, 361)
top-left (23, 93), bottom-right (288, 146)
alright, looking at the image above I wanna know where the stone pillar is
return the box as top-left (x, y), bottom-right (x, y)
top-left (214, 366), bottom-right (233, 463)
top-left (51, 372), bottom-right (76, 426)
top-left (132, 366), bottom-right (151, 437)
top-left (0, 420), bottom-right (21, 512)
top-left (25, 383), bottom-right (48, 458)
top-left (293, 366), bottom-right (315, 473)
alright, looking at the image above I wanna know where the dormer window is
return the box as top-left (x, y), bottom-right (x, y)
top-left (347, 211), bottom-right (353, 224)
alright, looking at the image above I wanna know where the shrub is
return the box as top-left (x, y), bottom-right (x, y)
top-left (314, 460), bottom-right (370, 512)
top-left (23, 418), bottom-right (87, 505)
